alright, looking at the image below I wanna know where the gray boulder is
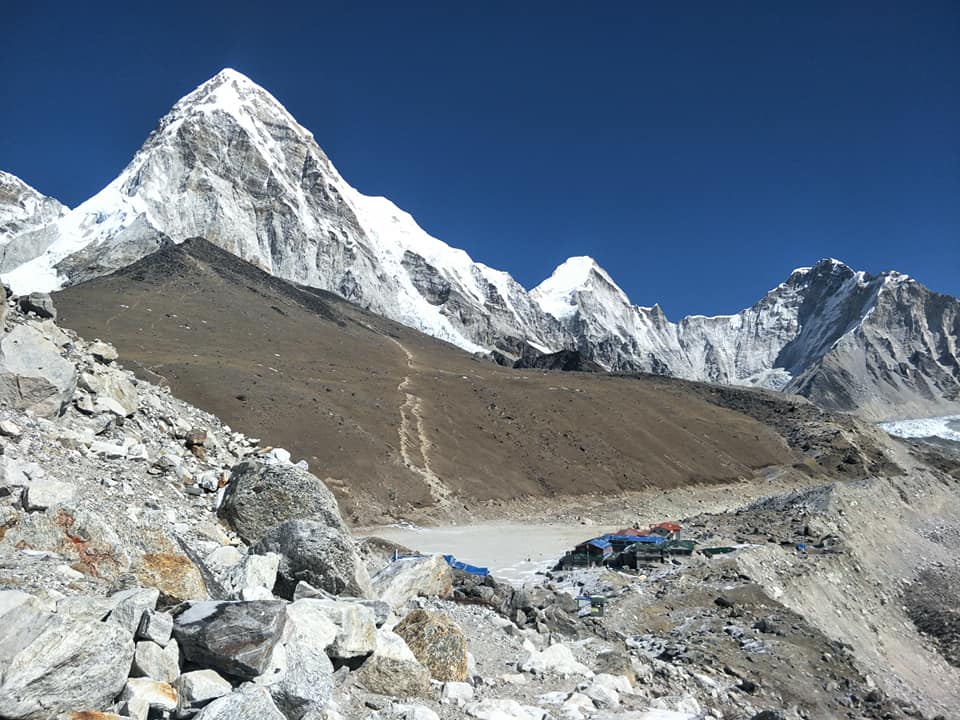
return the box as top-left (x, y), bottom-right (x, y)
top-left (371, 554), bottom-right (453, 610)
top-left (175, 669), bottom-right (232, 714)
top-left (251, 520), bottom-right (372, 599)
top-left (265, 600), bottom-right (336, 719)
top-left (172, 600), bottom-right (286, 681)
top-left (0, 324), bottom-right (76, 417)
top-left (17, 293), bottom-right (56, 320)
top-left (193, 686), bottom-right (286, 720)
top-left (107, 587), bottom-right (160, 635)
top-left (137, 609), bottom-right (174, 646)
top-left (0, 591), bottom-right (135, 719)
top-left (218, 460), bottom-right (346, 544)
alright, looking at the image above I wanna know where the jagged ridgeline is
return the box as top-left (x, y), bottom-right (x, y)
top-left (1, 69), bottom-right (958, 421)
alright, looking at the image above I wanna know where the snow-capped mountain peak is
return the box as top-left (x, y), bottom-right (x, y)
top-left (531, 256), bottom-right (631, 320)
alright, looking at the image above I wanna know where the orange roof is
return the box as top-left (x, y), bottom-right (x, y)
top-left (654, 522), bottom-right (683, 532)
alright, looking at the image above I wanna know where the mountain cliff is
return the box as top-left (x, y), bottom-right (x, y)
top-left (2, 69), bottom-right (958, 420)
top-left (0, 171), bottom-right (68, 273)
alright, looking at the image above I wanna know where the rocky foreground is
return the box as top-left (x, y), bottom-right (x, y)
top-left (1, 292), bottom-right (959, 720)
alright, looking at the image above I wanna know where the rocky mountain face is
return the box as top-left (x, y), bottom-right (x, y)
top-left (0, 171), bottom-right (68, 273)
top-left (1, 69), bottom-right (957, 420)
top-left (532, 257), bottom-right (960, 420)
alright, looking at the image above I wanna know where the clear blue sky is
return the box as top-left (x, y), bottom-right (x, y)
top-left (2, 1), bottom-right (957, 318)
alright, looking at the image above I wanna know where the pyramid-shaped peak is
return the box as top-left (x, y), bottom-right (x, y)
top-left (531, 255), bottom-right (631, 320)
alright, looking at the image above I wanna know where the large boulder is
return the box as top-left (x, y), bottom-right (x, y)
top-left (135, 552), bottom-right (207, 605)
top-left (17, 293), bottom-right (56, 320)
top-left (289, 598), bottom-right (376, 660)
top-left (0, 325), bottom-right (76, 417)
top-left (394, 609), bottom-right (469, 682)
top-left (172, 601), bottom-right (286, 681)
top-left (78, 368), bottom-right (138, 416)
top-left (193, 686), bottom-right (286, 720)
top-left (0, 591), bottom-right (135, 719)
top-left (251, 520), bottom-right (371, 599)
top-left (371, 554), bottom-right (453, 610)
top-left (218, 460), bottom-right (346, 544)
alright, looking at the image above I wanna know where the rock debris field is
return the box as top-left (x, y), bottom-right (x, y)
top-left (1, 291), bottom-right (959, 720)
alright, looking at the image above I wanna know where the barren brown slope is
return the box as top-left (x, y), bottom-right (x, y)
top-left (56, 239), bottom-right (823, 525)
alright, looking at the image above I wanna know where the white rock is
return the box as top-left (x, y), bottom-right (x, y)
top-left (370, 554), bottom-right (452, 610)
top-left (0, 420), bottom-right (22, 437)
top-left (22, 477), bottom-right (76, 511)
top-left (519, 641), bottom-right (593, 677)
top-left (89, 340), bottom-right (119, 362)
top-left (222, 552), bottom-right (280, 600)
top-left (138, 610), bottom-right (174, 646)
top-left (132, 639), bottom-right (181, 683)
top-left (395, 705), bottom-right (441, 720)
top-left (290, 598), bottom-right (375, 658)
top-left (441, 681), bottom-right (474, 705)
top-left (465, 698), bottom-right (547, 720)
top-left (372, 627), bottom-right (418, 663)
top-left (175, 669), bottom-right (233, 708)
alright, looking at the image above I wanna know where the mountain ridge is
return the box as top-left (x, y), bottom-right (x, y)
top-left (1, 68), bottom-right (958, 420)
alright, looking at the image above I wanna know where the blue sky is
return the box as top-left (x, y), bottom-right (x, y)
top-left (2, 1), bottom-right (957, 318)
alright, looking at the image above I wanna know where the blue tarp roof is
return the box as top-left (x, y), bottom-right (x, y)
top-left (443, 554), bottom-right (490, 576)
top-left (586, 538), bottom-right (613, 550)
top-left (603, 534), bottom-right (665, 544)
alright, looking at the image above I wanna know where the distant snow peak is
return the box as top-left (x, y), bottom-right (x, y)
top-left (531, 255), bottom-right (631, 321)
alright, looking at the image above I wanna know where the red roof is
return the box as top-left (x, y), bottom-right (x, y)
top-left (654, 522), bottom-right (683, 532)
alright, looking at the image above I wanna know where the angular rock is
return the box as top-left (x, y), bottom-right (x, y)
top-left (358, 656), bottom-right (433, 699)
top-left (131, 639), bottom-right (180, 683)
top-left (88, 340), bottom-right (118, 363)
top-left (18, 292), bottom-right (56, 320)
top-left (173, 600), bottom-right (287, 680)
top-left (465, 698), bottom-right (546, 720)
top-left (79, 369), bottom-right (138, 416)
top-left (441, 681), bottom-right (474, 705)
top-left (0, 595), bottom-right (135, 719)
top-left (221, 551), bottom-right (280, 600)
top-left (251, 520), bottom-right (371, 599)
top-left (22, 477), bottom-right (76, 511)
top-left (218, 460), bottom-right (346, 544)
top-left (0, 324), bottom-right (77, 417)
top-left (175, 669), bottom-right (232, 712)
top-left (371, 554), bottom-right (452, 610)
top-left (192, 686), bottom-right (286, 720)
top-left (135, 552), bottom-right (207, 604)
top-left (519, 640), bottom-right (592, 677)
top-left (0, 420), bottom-right (22, 437)
top-left (119, 678), bottom-right (178, 719)
top-left (137, 610), bottom-right (174, 646)
top-left (107, 587), bottom-right (160, 635)
top-left (394, 609), bottom-right (468, 682)
top-left (266, 600), bottom-right (336, 719)
top-left (289, 598), bottom-right (375, 659)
